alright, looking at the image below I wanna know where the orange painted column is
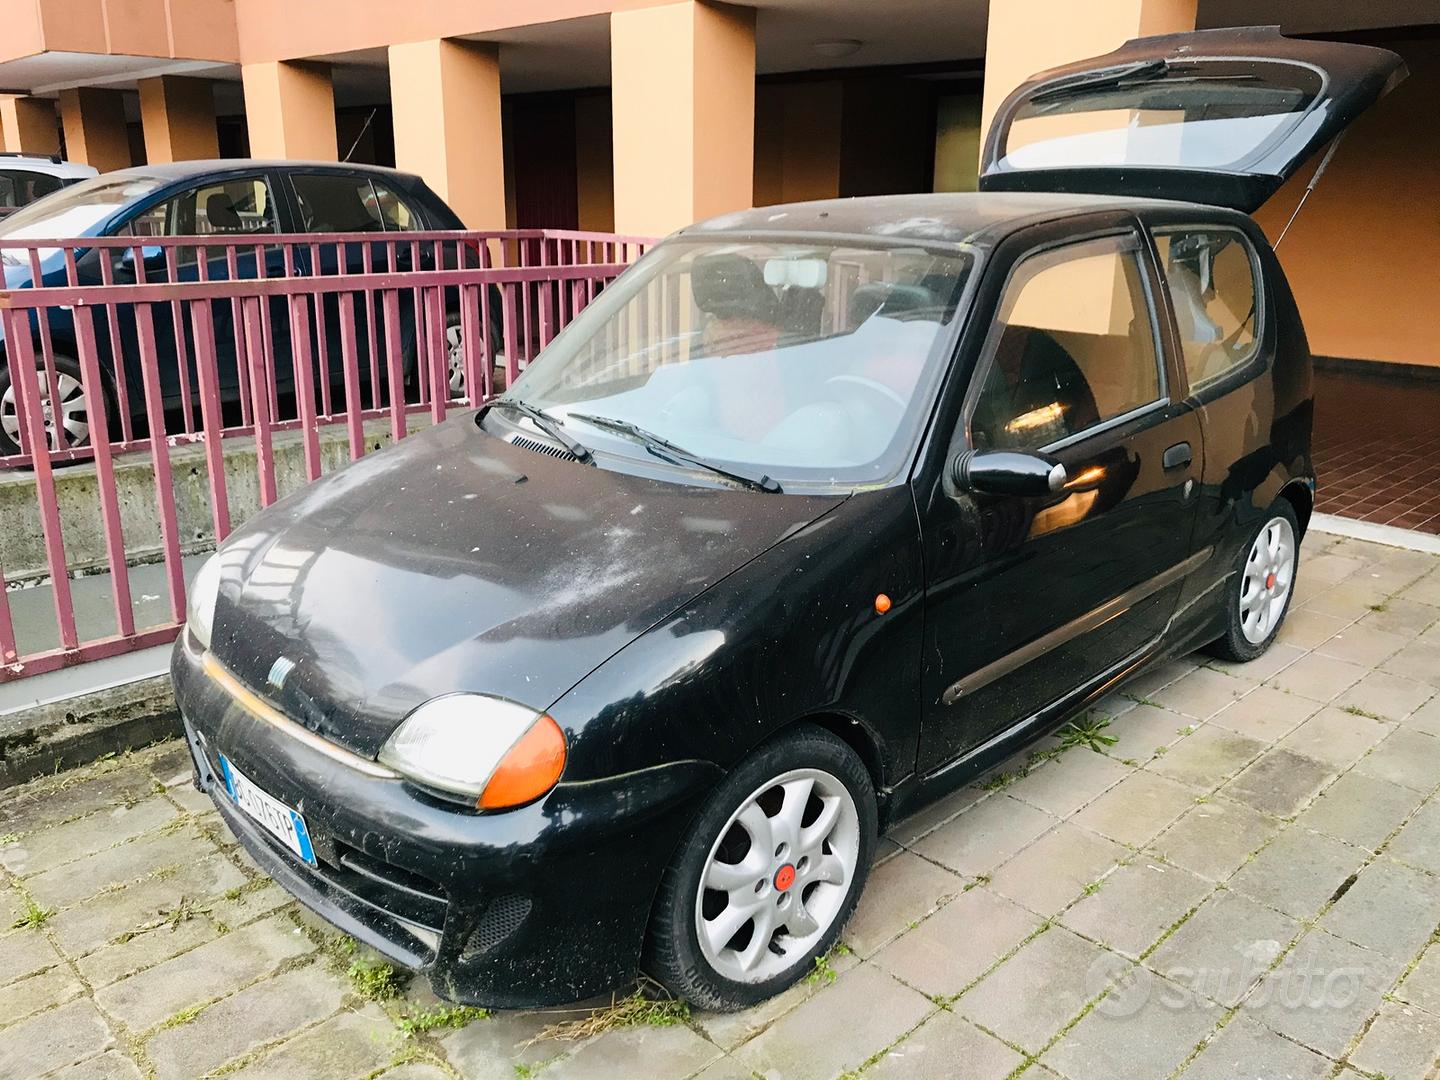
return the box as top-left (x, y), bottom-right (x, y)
top-left (138, 76), bottom-right (219, 163)
top-left (979, 0), bottom-right (1197, 145)
top-left (388, 39), bottom-right (506, 230)
top-left (0, 97), bottom-right (60, 156)
top-left (241, 60), bottom-right (338, 161)
top-left (610, 1), bottom-right (756, 237)
top-left (58, 88), bottom-right (131, 172)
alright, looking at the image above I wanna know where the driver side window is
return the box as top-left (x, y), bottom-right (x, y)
top-left (968, 234), bottom-right (1164, 452)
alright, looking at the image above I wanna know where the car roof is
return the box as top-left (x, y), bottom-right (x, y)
top-left (97, 159), bottom-right (425, 185)
top-left (681, 191), bottom-right (1246, 248)
top-left (0, 155), bottom-right (98, 179)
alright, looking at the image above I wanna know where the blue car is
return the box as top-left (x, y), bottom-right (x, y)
top-left (0, 160), bottom-right (473, 456)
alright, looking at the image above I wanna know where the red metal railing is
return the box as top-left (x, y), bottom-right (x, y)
top-left (0, 228), bottom-right (650, 682)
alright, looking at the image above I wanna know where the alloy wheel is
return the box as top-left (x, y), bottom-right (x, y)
top-left (1239, 515), bottom-right (1296, 643)
top-left (445, 321), bottom-right (466, 397)
top-left (1, 372), bottom-right (91, 452)
top-left (694, 767), bottom-right (859, 984)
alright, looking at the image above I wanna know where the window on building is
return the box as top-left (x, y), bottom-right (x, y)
top-left (969, 234), bottom-right (1163, 451)
top-left (290, 173), bottom-right (384, 232)
top-left (1154, 228), bottom-right (1260, 392)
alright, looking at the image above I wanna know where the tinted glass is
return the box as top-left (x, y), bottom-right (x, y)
top-left (998, 61), bottom-right (1323, 174)
top-left (506, 239), bottom-right (975, 487)
top-left (291, 174), bottom-right (384, 232)
top-left (1155, 228), bottom-right (1259, 391)
top-left (0, 169), bottom-right (63, 209)
top-left (371, 181), bottom-right (420, 231)
top-left (970, 235), bottom-right (1162, 451)
top-left (126, 177), bottom-right (276, 238)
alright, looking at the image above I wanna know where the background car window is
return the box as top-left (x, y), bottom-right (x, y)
top-left (970, 235), bottom-right (1162, 451)
top-left (370, 181), bottom-right (420, 231)
top-left (120, 177), bottom-right (275, 265)
top-left (291, 174), bottom-right (384, 232)
top-left (0, 169), bottom-right (63, 209)
top-left (1154, 229), bottom-right (1259, 392)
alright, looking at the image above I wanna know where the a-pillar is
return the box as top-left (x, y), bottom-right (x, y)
top-left (241, 60), bottom-right (338, 160)
top-left (388, 39), bottom-right (506, 229)
top-left (610, 1), bottom-right (755, 237)
top-left (58, 87), bottom-right (131, 171)
top-left (0, 96), bottom-right (60, 156)
top-left (980, 0), bottom-right (1197, 142)
top-left (138, 76), bottom-right (219, 163)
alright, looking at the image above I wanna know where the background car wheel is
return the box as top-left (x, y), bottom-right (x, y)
top-left (0, 353), bottom-right (111, 457)
top-left (646, 724), bottom-right (877, 1011)
top-left (1206, 500), bottom-right (1301, 663)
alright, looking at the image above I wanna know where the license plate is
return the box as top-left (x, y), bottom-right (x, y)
top-left (218, 754), bottom-right (316, 866)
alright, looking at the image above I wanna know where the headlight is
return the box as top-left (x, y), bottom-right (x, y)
top-left (378, 695), bottom-right (567, 810)
top-left (186, 553), bottom-right (223, 650)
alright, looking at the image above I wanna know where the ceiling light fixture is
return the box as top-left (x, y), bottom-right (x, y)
top-left (813, 40), bottom-right (863, 59)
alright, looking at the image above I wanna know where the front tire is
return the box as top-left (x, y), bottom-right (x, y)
top-left (1206, 500), bottom-right (1300, 662)
top-left (646, 725), bottom-right (877, 1011)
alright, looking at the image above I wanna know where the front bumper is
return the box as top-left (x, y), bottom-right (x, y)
top-left (172, 635), bottom-right (718, 1008)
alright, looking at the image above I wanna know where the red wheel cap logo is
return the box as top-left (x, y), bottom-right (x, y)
top-left (774, 864), bottom-right (796, 891)
top-left (1265, 572), bottom-right (1276, 589)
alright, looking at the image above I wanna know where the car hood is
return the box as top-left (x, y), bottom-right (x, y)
top-left (209, 416), bottom-right (845, 758)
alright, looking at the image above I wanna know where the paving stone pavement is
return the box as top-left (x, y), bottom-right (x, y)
top-left (3, 531), bottom-right (1440, 1079)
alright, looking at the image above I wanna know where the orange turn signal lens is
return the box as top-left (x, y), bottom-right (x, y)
top-left (478, 714), bottom-right (567, 810)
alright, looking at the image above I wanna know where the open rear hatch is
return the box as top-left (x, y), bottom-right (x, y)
top-left (979, 26), bottom-right (1407, 213)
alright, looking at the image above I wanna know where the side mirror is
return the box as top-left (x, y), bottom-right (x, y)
top-left (952, 449), bottom-right (1067, 497)
top-left (120, 245), bottom-right (165, 269)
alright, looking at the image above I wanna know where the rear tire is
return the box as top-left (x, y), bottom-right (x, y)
top-left (645, 725), bottom-right (876, 1011)
top-left (1206, 500), bottom-right (1301, 663)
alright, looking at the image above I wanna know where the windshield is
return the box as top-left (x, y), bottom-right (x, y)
top-left (0, 174), bottom-right (165, 246)
top-left (996, 60), bottom-right (1324, 174)
top-left (503, 238), bottom-right (974, 489)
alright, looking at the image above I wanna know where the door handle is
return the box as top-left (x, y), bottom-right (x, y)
top-left (1163, 442), bottom-right (1192, 470)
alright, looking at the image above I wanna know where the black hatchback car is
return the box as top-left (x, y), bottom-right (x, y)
top-left (173, 29), bottom-right (1405, 1010)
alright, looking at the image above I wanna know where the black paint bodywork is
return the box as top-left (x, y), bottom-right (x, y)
top-left (174, 184), bottom-right (1319, 1006)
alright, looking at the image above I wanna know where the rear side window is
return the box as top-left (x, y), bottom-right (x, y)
top-left (371, 181), bottom-right (421, 231)
top-left (1153, 228), bottom-right (1259, 392)
top-left (290, 174), bottom-right (385, 233)
top-left (969, 234), bottom-right (1164, 451)
top-left (0, 169), bottom-right (63, 209)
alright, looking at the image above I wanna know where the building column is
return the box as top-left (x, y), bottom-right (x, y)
top-left (138, 76), bottom-right (219, 163)
top-left (388, 39), bottom-right (505, 229)
top-left (980, 0), bottom-right (1197, 143)
top-left (58, 87), bottom-right (131, 171)
top-left (0, 96), bottom-right (60, 156)
top-left (241, 60), bottom-right (337, 160)
top-left (610, 1), bottom-right (755, 237)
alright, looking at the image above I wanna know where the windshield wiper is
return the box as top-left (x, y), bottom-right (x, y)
top-left (568, 412), bottom-right (782, 494)
top-left (1030, 59), bottom-right (1170, 106)
top-left (487, 398), bottom-right (594, 464)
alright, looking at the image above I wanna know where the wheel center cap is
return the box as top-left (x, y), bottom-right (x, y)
top-left (1265, 572), bottom-right (1276, 590)
top-left (773, 864), bottom-right (796, 892)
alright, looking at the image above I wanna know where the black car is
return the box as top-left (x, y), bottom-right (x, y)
top-left (0, 159), bottom-right (474, 455)
top-left (172, 29), bottom-right (1405, 1010)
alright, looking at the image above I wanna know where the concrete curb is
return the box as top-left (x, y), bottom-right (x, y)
top-left (0, 673), bottom-right (178, 789)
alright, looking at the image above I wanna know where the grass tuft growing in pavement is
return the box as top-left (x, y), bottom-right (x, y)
top-left (396, 1003), bottom-right (490, 1037)
top-left (806, 942), bottom-right (852, 985)
top-left (527, 979), bottom-right (689, 1045)
top-left (1057, 714), bottom-right (1118, 753)
top-left (10, 897), bottom-right (55, 931)
top-left (349, 955), bottom-right (404, 1001)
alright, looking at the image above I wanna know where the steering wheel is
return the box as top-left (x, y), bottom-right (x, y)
top-left (825, 375), bottom-right (907, 420)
